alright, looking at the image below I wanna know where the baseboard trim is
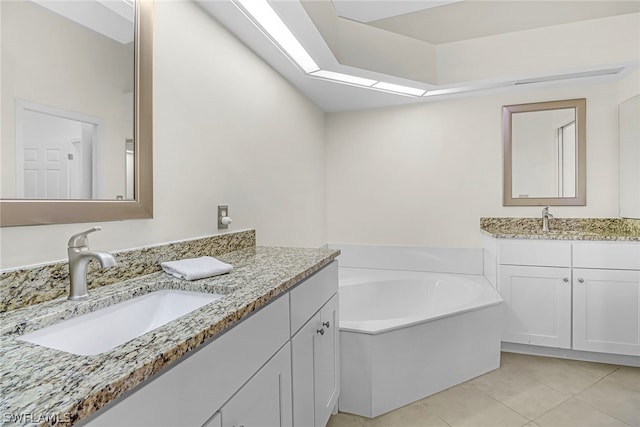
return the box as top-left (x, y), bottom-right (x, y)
top-left (502, 342), bottom-right (640, 367)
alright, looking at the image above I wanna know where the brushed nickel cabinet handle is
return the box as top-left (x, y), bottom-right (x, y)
top-left (578, 278), bottom-right (584, 283)
top-left (563, 278), bottom-right (569, 283)
top-left (317, 328), bottom-right (325, 335)
top-left (323, 321), bottom-right (330, 328)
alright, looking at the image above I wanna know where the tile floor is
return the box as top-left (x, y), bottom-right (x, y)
top-left (327, 352), bottom-right (640, 427)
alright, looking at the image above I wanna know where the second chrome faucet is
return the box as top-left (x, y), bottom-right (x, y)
top-left (67, 226), bottom-right (117, 301)
top-left (541, 206), bottom-right (554, 232)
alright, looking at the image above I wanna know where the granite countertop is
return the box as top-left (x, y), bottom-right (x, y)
top-left (480, 217), bottom-right (640, 242)
top-left (0, 246), bottom-right (339, 426)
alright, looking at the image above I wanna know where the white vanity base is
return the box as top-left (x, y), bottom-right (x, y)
top-left (503, 343), bottom-right (640, 367)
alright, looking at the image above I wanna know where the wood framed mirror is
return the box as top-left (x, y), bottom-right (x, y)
top-left (503, 98), bottom-right (586, 206)
top-left (0, 0), bottom-right (153, 226)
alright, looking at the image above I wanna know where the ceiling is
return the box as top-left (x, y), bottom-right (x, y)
top-left (198, 0), bottom-right (640, 112)
top-left (336, 1), bottom-right (640, 44)
top-left (29, 0), bottom-right (135, 44)
top-left (331, 0), bottom-right (463, 24)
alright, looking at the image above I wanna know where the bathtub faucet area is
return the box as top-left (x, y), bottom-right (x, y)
top-left (67, 226), bottom-right (117, 301)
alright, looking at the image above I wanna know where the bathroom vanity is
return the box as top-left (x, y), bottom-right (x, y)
top-left (482, 218), bottom-right (640, 365)
top-left (0, 239), bottom-right (340, 426)
top-left (84, 261), bottom-right (339, 427)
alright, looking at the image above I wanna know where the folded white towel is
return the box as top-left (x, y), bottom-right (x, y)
top-left (160, 256), bottom-right (233, 281)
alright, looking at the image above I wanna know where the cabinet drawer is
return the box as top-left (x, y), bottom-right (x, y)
top-left (573, 242), bottom-right (640, 270)
top-left (290, 262), bottom-right (338, 335)
top-left (86, 294), bottom-right (290, 427)
top-left (498, 240), bottom-right (571, 267)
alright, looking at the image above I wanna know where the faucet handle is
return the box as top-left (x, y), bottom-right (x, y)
top-left (542, 206), bottom-right (549, 214)
top-left (68, 226), bottom-right (102, 248)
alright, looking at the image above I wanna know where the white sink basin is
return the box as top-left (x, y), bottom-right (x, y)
top-left (18, 290), bottom-right (223, 356)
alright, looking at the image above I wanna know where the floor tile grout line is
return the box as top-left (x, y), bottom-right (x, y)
top-left (517, 371), bottom-right (580, 397)
top-left (569, 363), bottom-right (621, 381)
top-left (573, 397), bottom-right (635, 427)
top-left (515, 364), bottom-right (602, 398)
top-left (597, 367), bottom-right (640, 394)
top-left (601, 367), bottom-right (620, 378)
top-left (573, 376), bottom-right (637, 427)
top-left (467, 381), bottom-right (535, 423)
top-left (470, 368), bottom-right (575, 422)
top-left (527, 393), bottom-right (572, 425)
top-left (415, 401), bottom-right (453, 427)
top-left (507, 365), bottom-right (576, 398)
top-left (415, 381), bottom-right (530, 425)
top-left (530, 395), bottom-right (634, 427)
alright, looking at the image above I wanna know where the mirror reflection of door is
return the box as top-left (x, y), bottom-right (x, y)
top-left (16, 101), bottom-right (102, 199)
top-left (557, 121), bottom-right (576, 198)
top-left (125, 139), bottom-right (134, 200)
top-left (619, 95), bottom-right (640, 219)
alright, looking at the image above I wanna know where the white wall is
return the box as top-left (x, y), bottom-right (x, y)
top-left (0, 0), bottom-right (327, 269)
top-left (326, 75), bottom-right (639, 248)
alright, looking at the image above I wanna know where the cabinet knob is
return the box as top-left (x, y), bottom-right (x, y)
top-left (563, 278), bottom-right (569, 283)
top-left (323, 321), bottom-right (330, 328)
top-left (578, 278), bottom-right (584, 283)
top-left (317, 328), bottom-right (325, 335)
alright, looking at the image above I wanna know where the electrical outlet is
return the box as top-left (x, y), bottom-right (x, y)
top-left (218, 205), bottom-right (229, 229)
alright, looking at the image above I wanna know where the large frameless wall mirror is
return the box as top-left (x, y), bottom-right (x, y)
top-left (503, 98), bottom-right (586, 206)
top-left (0, 0), bottom-right (153, 226)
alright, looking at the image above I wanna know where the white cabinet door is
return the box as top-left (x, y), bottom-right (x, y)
top-left (220, 343), bottom-right (293, 427)
top-left (499, 265), bottom-right (572, 348)
top-left (291, 294), bottom-right (339, 427)
top-left (573, 269), bottom-right (640, 356)
top-left (291, 309), bottom-right (318, 427)
top-left (315, 294), bottom-right (339, 427)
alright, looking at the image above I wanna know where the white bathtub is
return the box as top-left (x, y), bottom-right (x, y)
top-left (338, 267), bottom-right (503, 418)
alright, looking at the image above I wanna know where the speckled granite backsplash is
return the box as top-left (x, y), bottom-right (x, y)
top-left (480, 217), bottom-right (640, 240)
top-left (0, 230), bottom-right (255, 312)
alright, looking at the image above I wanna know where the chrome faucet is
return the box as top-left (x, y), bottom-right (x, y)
top-left (67, 226), bottom-right (117, 301)
top-left (541, 206), bottom-right (554, 232)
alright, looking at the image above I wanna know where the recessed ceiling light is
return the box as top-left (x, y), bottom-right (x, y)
top-left (231, 1), bottom-right (432, 98)
top-left (310, 70), bottom-right (377, 87)
top-left (232, 0), bottom-right (320, 73)
top-left (373, 82), bottom-right (426, 97)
